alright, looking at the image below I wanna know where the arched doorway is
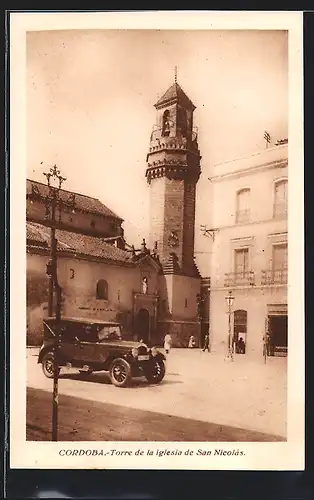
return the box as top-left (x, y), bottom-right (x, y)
top-left (233, 310), bottom-right (247, 354)
top-left (135, 308), bottom-right (150, 344)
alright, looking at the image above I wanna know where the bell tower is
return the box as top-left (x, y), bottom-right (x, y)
top-left (146, 78), bottom-right (201, 277)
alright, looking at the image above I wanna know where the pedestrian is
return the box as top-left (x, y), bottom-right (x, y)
top-left (237, 336), bottom-right (245, 354)
top-left (188, 335), bottom-right (196, 348)
top-left (202, 333), bottom-right (210, 352)
top-left (164, 333), bottom-right (172, 354)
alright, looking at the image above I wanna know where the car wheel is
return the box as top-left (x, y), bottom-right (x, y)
top-left (145, 359), bottom-right (166, 384)
top-left (42, 352), bottom-right (60, 379)
top-left (109, 358), bottom-right (132, 387)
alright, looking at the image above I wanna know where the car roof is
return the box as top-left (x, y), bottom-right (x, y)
top-left (44, 316), bottom-right (120, 326)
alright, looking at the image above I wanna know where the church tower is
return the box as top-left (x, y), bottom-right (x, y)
top-left (146, 78), bottom-right (201, 276)
top-left (146, 76), bottom-right (202, 346)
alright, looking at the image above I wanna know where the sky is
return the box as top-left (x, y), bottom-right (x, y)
top-left (27, 29), bottom-right (288, 274)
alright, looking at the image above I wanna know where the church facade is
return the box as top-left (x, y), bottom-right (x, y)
top-left (26, 80), bottom-right (206, 347)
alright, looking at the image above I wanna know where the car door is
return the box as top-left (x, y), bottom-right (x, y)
top-left (71, 324), bottom-right (97, 364)
top-left (58, 322), bottom-right (78, 363)
top-left (93, 326), bottom-right (111, 364)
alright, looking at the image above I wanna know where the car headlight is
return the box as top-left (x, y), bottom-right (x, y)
top-left (132, 348), bottom-right (139, 358)
top-left (151, 346), bottom-right (159, 357)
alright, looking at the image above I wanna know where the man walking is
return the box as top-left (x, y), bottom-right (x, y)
top-left (202, 333), bottom-right (210, 352)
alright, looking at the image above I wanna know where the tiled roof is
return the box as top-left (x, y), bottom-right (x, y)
top-left (27, 179), bottom-right (122, 220)
top-left (27, 221), bottom-right (134, 265)
top-left (155, 83), bottom-right (195, 110)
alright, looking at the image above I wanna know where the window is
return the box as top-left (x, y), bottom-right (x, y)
top-left (272, 243), bottom-right (288, 270)
top-left (236, 189), bottom-right (250, 223)
top-left (273, 180), bottom-right (288, 218)
top-left (98, 325), bottom-right (122, 342)
top-left (162, 110), bottom-right (170, 136)
top-left (96, 279), bottom-right (108, 300)
top-left (234, 248), bottom-right (249, 276)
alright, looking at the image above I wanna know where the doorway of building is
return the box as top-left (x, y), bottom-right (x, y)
top-left (233, 309), bottom-right (247, 354)
top-left (135, 308), bottom-right (150, 344)
top-left (268, 315), bottom-right (287, 355)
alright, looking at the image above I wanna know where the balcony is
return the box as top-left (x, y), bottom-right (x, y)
top-left (235, 209), bottom-right (250, 224)
top-left (224, 271), bottom-right (255, 287)
top-left (261, 268), bottom-right (287, 285)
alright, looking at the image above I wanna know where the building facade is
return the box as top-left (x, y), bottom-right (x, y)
top-left (26, 81), bottom-right (206, 348)
top-left (26, 180), bottom-right (161, 346)
top-left (207, 143), bottom-right (288, 358)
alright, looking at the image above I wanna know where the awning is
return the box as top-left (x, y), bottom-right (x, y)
top-left (267, 304), bottom-right (288, 316)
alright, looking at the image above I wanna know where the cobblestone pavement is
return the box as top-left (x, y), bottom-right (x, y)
top-left (27, 347), bottom-right (287, 438)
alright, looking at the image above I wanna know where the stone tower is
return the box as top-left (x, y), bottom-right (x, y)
top-left (145, 79), bottom-right (202, 346)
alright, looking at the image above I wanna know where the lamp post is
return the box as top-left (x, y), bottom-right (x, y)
top-left (43, 165), bottom-right (66, 441)
top-left (225, 291), bottom-right (235, 361)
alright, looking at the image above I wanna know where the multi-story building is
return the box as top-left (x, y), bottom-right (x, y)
top-left (207, 142), bottom-right (288, 358)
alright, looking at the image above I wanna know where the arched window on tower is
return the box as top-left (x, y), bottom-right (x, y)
top-left (162, 110), bottom-right (171, 137)
top-left (96, 279), bottom-right (108, 300)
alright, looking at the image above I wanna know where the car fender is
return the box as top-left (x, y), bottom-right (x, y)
top-left (156, 352), bottom-right (166, 362)
top-left (38, 345), bottom-right (52, 364)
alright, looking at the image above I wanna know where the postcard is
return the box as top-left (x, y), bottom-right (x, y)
top-left (9, 10), bottom-right (304, 470)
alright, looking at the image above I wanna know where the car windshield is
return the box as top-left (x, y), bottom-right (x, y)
top-left (97, 325), bottom-right (122, 342)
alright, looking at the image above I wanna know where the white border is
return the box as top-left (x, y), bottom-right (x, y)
top-left (9, 11), bottom-right (304, 470)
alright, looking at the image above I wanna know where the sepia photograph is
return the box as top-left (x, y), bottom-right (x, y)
top-left (10, 11), bottom-right (304, 470)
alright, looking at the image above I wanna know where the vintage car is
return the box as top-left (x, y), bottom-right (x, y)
top-left (38, 317), bottom-right (166, 388)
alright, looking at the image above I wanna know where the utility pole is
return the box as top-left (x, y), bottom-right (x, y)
top-left (225, 291), bottom-right (235, 361)
top-left (43, 165), bottom-right (66, 442)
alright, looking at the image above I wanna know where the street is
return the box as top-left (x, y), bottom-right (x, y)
top-left (27, 387), bottom-right (283, 442)
top-left (27, 348), bottom-right (287, 440)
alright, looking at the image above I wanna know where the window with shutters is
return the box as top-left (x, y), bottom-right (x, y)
top-left (273, 179), bottom-right (288, 218)
top-left (236, 188), bottom-right (250, 223)
top-left (234, 248), bottom-right (249, 275)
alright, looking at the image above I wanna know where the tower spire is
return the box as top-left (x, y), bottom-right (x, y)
top-left (174, 65), bottom-right (177, 84)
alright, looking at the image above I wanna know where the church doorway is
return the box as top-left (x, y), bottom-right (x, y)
top-left (135, 308), bottom-right (150, 344)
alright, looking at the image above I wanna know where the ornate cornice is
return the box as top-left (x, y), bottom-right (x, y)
top-left (145, 162), bottom-right (201, 184)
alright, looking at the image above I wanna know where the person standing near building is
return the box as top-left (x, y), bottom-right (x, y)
top-left (188, 334), bottom-right (196, 348)
top-left (202, 333), bottom-right (210, 352)
top-left (164, 333), bottom-right (172, 354)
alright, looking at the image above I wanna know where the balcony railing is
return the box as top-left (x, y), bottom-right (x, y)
top-left (235, 209), bottom-right (250, 224)
top-left (261, 268), bottom-right (287, 285)
top-left (224, 271), bottom-right (255, 287)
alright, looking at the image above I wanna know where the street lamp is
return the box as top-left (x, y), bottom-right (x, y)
top-left (225, 291), bottom-right (235, 361)
top-left (43, 164), bottom-right (66, 441)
